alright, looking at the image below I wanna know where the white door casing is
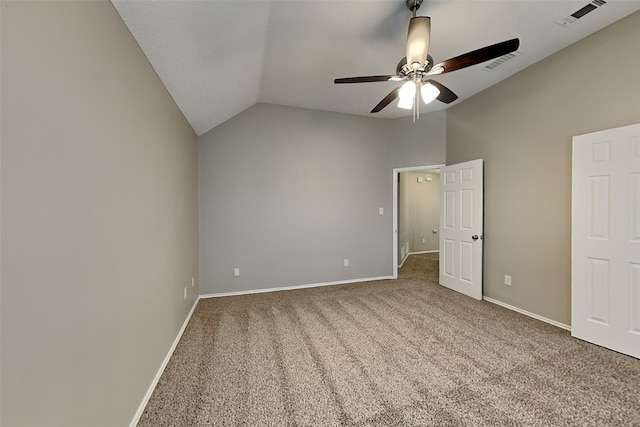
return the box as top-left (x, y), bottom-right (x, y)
top-left (439, 159), bottom-right (483, 300)
top-left (572, 123), bottom-right (640, 359)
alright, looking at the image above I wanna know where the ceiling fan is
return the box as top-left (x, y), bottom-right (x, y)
top-left (334, 0), bottom-right (520, 121)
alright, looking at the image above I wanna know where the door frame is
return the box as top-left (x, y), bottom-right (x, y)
top-left (392, 164), bottom-right (445, 279)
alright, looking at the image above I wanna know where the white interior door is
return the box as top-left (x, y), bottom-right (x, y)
top-left (572, 123), bottom-right (640, 359)
top-left (439, 159), bottom-right (483, 300)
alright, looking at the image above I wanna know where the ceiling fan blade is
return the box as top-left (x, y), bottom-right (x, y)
top-left (429, 38), bottom-right (520, 75)
top-left (371, 87), bottom-right (401, 113)
top-left (425, 80), bottom-right (458, 104)
top-left (406, 16), bottom-right (431, 70)
top-left (334, 75), bottom-right (396, 84)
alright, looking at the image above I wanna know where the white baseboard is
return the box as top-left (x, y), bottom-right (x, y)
top-left (129, 297), bottom-right (200, 427)
top-left (399, 250), bottom-right (439, 268)
top-left (483, 297), bottom-right (571, 331)
top-left (409, 250), bottom-right (439, 255)
top-left (398, 255), bottom-right (408, 268)
top-left (200, 276), bottom-right (393, 299)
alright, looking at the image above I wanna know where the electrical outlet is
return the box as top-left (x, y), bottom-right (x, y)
top-left (234, 268), bottom-right (240, 277)
top-left (379, 207), bottom-right (384, 215)
top-left (191, 277), bottom-right (195, 288)
top-left (183, 287), bottom-right (187, 300)
top-left (343, 259), bottom-right (349, 267)
top-left (504, 275), bottom-right (512, 286)
top-left (422, 238), bottom-right (426, 244)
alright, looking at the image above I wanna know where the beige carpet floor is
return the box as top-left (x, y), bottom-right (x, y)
top-left (138, 253), bottom-right (640, 426)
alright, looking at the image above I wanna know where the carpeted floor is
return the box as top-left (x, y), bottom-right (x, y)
top-left (138, 253), bottom-right (640, 426)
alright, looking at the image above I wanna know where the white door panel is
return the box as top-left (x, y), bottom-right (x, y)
top-left (439, 159), bottom-right (483, 300)
top-left (572, 122), bottom-right (640, 359)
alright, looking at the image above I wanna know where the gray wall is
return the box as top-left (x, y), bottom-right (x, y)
top-left (447, 11), bottom-right (640, 326)
top-left (389, 111), bottom-right (447, 169)
top-left (199, 104), bottom-right (445, 294)
top-left (1, 2), bottom-right (199, 426)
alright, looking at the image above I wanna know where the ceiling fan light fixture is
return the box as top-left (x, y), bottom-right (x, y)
top-left (398, 81), bottom-right (416, 101)
top-left (398, 96), bottom-right (414, 110)
top-left (420, 82), bottom-right (440, 104)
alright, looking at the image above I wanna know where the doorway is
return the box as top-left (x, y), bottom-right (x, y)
top-left (392, 164), bottom-right (444, 279)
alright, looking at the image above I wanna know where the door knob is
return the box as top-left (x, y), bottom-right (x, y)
top-left (472, 235), bottom-right (479, 241)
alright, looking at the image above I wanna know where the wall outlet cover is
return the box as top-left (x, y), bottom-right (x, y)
top-left (504, 275), bottom-right (512, 286)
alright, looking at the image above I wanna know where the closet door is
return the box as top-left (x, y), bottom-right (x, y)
top-left (572, 122), bottom-right (640, 359)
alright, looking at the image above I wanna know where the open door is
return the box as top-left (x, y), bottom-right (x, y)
top-left (572, 123), bottom-right (640, 359)
top-left (439, 159), bottom-right (483, 300)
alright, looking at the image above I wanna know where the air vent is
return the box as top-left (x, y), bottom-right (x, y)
top-left (483, 51), bottom-right (521, 71)
top-left (555, 0), bottom-right (607, 28)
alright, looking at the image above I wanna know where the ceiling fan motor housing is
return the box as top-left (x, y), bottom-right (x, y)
top-left (398, 55), bottom-right (434, 81)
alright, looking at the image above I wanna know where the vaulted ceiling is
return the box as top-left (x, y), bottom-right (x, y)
top-left (112, 1), bottom-right (640, 136)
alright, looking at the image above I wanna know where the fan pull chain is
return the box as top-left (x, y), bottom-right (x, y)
top-left (416, 87), bottom-right (420, 121)
top-left (412, 93), bottom-right (415, 123)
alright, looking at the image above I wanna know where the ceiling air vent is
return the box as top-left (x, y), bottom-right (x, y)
top-left (483, 51), bottom-right (521, 71)
top-left (555, 0), bottom-right (607, 28)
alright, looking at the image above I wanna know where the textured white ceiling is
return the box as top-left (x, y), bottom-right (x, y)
top-left (112, 1), bottom-right (640, 135)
